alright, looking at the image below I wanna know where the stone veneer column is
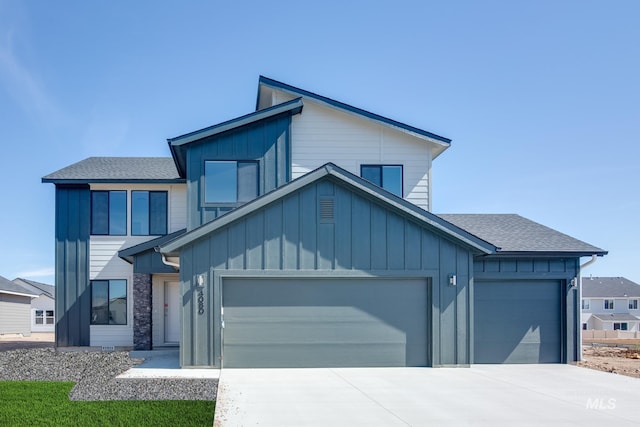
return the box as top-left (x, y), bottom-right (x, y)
top-left (133, 273), bottom-right (152, 350)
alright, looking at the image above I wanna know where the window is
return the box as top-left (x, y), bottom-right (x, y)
top-left (582, 323), bottom-right (587, 330)
top-left (581, 299), bottom-right (590, 310)
top-left (360, 165), bottom-right (403, 197)
top-left (132, 191), bottom-right (168, 235)
top-left (91, 191), bottom-right (126, 235)
top-left (630, 299), bottom-right (639, 310)
top-left (204, 161), bottom-right (259, 204)
top-left (34, 310), bottom-right (54, 325)
top-left (613, 322), bottom-right (628, 331)
top-left (604, 299), bottom-right (614, 310)
top-left (91, 280), bottom-right (127, 325)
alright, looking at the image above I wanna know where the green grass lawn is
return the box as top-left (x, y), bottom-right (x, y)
top-left (0, 381), bottom-right (215, 427)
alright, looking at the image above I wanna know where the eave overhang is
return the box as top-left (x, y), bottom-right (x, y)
top-left (118, 229), bottom-right (187, 264)
top-left (42, 178), bottom-right (186, 184)
top-left (477, 251), bottom-right (608, 259)
top-left (0, 290), bottom-right (37, 298)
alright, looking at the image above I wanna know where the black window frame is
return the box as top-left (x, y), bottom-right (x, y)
top-left (90, 279), bottom-right (127, 325)
top-left (91, 190), bottom-right (127, 236)
top-left (360, 164), bottom-right (404, 197)
top-left (131, 190), bottom-right (168, 236)
top-left (203, 160), bottom-right (260, 206)
top-left (613, 322), bottom-right (628, 331)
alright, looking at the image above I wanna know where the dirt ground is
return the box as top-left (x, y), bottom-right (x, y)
top-left (0, 332), bottom-right (55, 351)
top-left (579, 345), bottom-right (640, 378)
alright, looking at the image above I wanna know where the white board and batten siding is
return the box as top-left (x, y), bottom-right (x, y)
top-left (271, 91), bottom-right (434, 211)
top-left (88, 183), bottom-right (186, 347)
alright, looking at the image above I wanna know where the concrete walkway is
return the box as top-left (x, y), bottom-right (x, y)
top-left (214, 365), bottom-right (640, 426)
top-left (117, 349), bottom-right (220, 379)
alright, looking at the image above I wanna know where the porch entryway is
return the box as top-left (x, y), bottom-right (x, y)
top-left (151, 275), bottom-right (181, 347)
top-left (164, 281), bottom-right (180, 343)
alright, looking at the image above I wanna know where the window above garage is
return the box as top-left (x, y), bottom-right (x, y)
top-left (204, 161), bottom-right (259, 204)
top-left (360, 165), bottom-right (403, 197)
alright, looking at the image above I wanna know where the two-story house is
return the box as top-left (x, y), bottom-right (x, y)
top-left (43, 76), bottom-right (606, 368)
top-left (582, 276), bottom-right (640, 333)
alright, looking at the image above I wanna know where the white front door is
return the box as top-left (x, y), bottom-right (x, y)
top-left (164, 282), bottom-right (180, 343)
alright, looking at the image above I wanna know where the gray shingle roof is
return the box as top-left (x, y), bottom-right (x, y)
top-left (12, 278), bottom-right (54, 299)
top-left (591, 313), bottom-right (640, 322)
top-left (438, 214), bottom-right (606, 255)
top-left (582, 277), bottom-right (640, 298)
top-left (42, 157), bottom-right (183, 183)
top-left (0, 275), bottom-right (38, 297)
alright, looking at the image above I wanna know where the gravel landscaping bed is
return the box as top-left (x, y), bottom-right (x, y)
top-left (0, 348), bottom-right (217, 401)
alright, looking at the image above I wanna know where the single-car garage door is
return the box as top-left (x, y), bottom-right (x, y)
top-left (474, 280), bottom-right (562, 364)
top-left (222, 278), bottom-right (429, 368)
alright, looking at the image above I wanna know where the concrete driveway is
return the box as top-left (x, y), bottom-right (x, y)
top-left (214, 365), bottom-right (640, 426)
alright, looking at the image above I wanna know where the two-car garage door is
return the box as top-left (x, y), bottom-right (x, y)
top-left (222, 278), bottom-right (429, 368)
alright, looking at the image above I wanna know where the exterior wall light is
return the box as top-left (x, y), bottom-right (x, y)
top-left (196, 274), bottom-right (205, 287)
top-left (449, 275), bottom-right (457, 286)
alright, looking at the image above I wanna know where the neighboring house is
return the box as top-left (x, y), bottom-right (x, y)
top-left (42, 76), bottom-right (607, 368)
top-left (0, 275), bottom-right (38, 336)
top-left (581, 277), bottom-right (640, 332)
top-left (12, 278), bottom-right (56, 333)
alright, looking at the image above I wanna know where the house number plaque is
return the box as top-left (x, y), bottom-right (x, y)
top-left (197, 290), bottom-right (205, 315)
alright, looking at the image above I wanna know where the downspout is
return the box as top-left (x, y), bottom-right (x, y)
top-left (580, 254), bottom-right (598, 270)
top-left (577, 255), bottom-right (598, 361)
top-left (156, 246), bottom-right (180, 269)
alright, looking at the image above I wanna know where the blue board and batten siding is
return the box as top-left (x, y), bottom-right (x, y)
top-left (186, 114), bottom-right (291, 230)
top-left (131, 250), bottom-right (176, 274)
top-left (54, 185), bottom-right (91, 346)
top-left (473, 257), bottom-right (580, 364)
top-left (179, 177), bottom-right (476, 368)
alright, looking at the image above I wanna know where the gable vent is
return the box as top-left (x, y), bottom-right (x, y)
top-left (319, 198), bottom-right (334, 223)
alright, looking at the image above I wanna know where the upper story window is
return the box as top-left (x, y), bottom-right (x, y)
top-left (91, 191), bottom-right (127, 235)
top-left (132, 191), bottom-right (168, 236)
top-left (360, 165), bottom-right (403, 197)
top-left (91, 279), bottom-right (127, 325)
top-left (581, 299), bottom-right (590, 310)
top-left (629, 299), bottom-right (639, 310)
top-left (604, 299), bottom-right (614, 310)
top-left (204, 161), bottom-right (259, 204)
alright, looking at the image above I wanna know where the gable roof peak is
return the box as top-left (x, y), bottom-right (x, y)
top-left (257, 76), bottom-right (452, 149)
top-left (161, 162), bottom-right (495, 256)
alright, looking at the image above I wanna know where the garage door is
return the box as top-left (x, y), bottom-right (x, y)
top-left (474, 280), bottom-right (561, 363)
top-left (222, 278), bottom-right (429, 368)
